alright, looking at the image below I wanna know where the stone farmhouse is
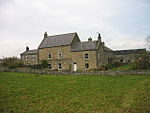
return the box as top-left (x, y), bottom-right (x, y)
top-left (21, 32), bottom-right (114, 71)
top-left (21, 32), bottom-right (146, 71)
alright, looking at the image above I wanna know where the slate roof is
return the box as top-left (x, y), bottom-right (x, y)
top-left (21, 49), bottom-right (38, 55)
top-left (71, 41), bottom-right (98, 52)
top-left (114, 49), bottom-right (146, 55)
top-left (38, 32), bottom-right (77, 49)
top-left (38, 32), bottom-right (112, 52)
top-left (104, 46), bottom-right (113, 52)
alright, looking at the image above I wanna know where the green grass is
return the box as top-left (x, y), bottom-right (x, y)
top-left (112, 65), bottom-right (135, 70)
top-left (0, 72), bottom-right (150, 113)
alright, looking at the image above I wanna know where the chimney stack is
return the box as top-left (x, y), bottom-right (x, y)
top-left (88, 37), bottom-right (92, 42)
top-left (102, 42), bottom-right (105, 46)
top-left (26, 46), bottom-right (29, 51)
top-left (98, 33), bottom-right (101, 43)
top-left (44, 32), bottom-right (48, 38)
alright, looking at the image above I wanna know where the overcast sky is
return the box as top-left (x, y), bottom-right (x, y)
top-left (0, 0), bottom-right (150, 58)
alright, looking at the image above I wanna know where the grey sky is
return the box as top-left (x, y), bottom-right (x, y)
top-left (0, 0), bottom-right (150, 58)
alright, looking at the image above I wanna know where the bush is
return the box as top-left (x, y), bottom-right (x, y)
top-left (97, 66), bottom-right (108, 71)
top-left (106, 62), bottom-right (126, 70)
top-left (133, 53), bottom-right (150, 69)
top-left (1, 57), bottom-right (24, 69)
top-left (41, 60), bottom-right (48, 68)
top-left (27, 64), bottom-right (42, 69)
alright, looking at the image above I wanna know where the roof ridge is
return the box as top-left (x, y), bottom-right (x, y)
top-left (81, 40), bottom-right (98, 43)
top-left (115, 48), bottom-right (146, 51)
top-left (47, 32), bottom-right (77, 38)
top-left (28, 49), bottom-right (38, 51)
top-left (38, 32), bottom-right (77, 49)
top-left (20, 49), bottom-right (38, 55)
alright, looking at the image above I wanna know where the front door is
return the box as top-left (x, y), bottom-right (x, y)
top-left (73, 63), bottom-right (77, 71)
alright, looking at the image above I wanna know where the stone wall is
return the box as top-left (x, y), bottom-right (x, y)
top-left (96, 44), bottom-right (104, 68)
top-left (39, 45), bottom-right (72, 70)
top-left (96, 43), bottom-right (114, 68)
top-left (114, 49), bottom-right (146, 63)
top-left (38, 45), bottom-right (100, 71)
top-left (71, 50), bottom-right (97, 71)
top-left (21, 54), bottom-right (38, 65)
top-left (114, 54), bottom-right (135, 63)
top-left (1, 67), bottom-right (150, 76)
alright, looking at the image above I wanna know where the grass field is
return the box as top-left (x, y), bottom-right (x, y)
top-left (0, 72), bottom-right (150, 113)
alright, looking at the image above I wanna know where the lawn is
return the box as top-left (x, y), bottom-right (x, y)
top-left (0, 72), bottom-right (150, 113)
top-left (112, 65), bottom-right (135, 70)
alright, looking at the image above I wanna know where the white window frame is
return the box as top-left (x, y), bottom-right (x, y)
top-left (48, 54), bottom-right (52, 59)
top-left (58, 63), bottom-right (62, 70)
top-left (48, 64), bottom-right (52, 69)
top-left (25, 56), bottom-right (28, 61)
top-left (58, 52), bottom-right (62, 59)
top-left (84, 53), bottom-right (89, 59)
top-left (85, 63), bottom-right (89, 69)
top-left (31, 55), bottom-right (35, 61)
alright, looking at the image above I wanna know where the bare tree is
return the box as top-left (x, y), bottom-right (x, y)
top-left (145, 35), bottom-right (150, 49)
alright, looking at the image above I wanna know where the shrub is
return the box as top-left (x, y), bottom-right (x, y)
top-left (27, 64), bottom-right (42, 69)
top-left (1, 57), bottom-right (24, 69)
top-left (41, 60), bottom-right (48, 68)
top-left (133, 53), bottom-right (150, 69)
top-left (106, 62), bottom-right (125, 69)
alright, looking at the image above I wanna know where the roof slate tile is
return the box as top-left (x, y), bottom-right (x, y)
top-left (21, 49), bottom-right (38, 55)
top-left (38, 32), bottom-right (76, 49)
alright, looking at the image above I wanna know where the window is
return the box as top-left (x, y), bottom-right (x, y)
top-left (48, 64), bottom-right (52, 69)
top-left (25, 56), bottom-right (28, 61)
top-left (98, 53), bottom-right (100, 59)
top-left (48, 54), bottom-right (51, 59)
top-left (85, 63), bottom-right (89, 69)
top-left (58, 63), bottom-right (62, 69)
top-left (85, 54), bottom-right (88, 58)
top-left (58, 52), bottom-right (62, 59)
top-left (32, 55), bottom-right (35, 61)
top-left (120, 59), bottom-right (123, 62)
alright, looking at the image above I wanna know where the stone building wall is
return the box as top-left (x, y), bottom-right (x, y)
top-left (96, 43), bottom-right (114, 68)
top-left (103, 51), bottom-right (114, 65)
top-left (71, 50), bottom-right (97, 71)
top-left (114, 54), bottom-right (135, 63)
top-left (114, 49), bottom-right (146, 63)
top-left (21, 54), bottom-right (38, 65)
top-left (96, 44), bottom-right (105, 68)
top-left (38, 45), bottom-right (72, 70)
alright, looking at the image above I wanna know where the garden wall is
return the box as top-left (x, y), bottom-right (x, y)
top-left (0, 67), bottom-right (150, 76)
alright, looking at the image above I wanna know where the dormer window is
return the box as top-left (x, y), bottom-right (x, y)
top-left (48, 54), bottom-right (51, 59)
top-left (58, 52), bottom-right (62, 59)
top-left (85, 54), bottom-right (89, 58)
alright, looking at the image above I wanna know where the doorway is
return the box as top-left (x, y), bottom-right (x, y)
top-left (73, 63), bottom-right (77, 71)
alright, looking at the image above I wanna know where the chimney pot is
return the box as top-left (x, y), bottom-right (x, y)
top-left (44, 32), bottom-right (48, 38)
top-left (98, 33), bottom-right (101, 43)
top-left (102, 42), bottom-right (105, 46)
top-left (88, 37), bottom-right (92, 42)
top-left (26, 46), bottom-right (29, 51)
